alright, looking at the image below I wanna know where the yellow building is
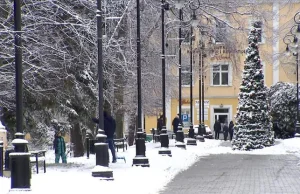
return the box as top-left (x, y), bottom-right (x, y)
top-left (145, 2), bottom-right (300, 134)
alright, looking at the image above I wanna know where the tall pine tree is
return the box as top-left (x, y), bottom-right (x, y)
top-left (232, 27), bottom-right (274, 150)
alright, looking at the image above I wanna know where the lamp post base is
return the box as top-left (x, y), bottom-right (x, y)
top-left (158, 148), bottom-right (172, 157)
top-left (175, 141), bottom-right (186, 149)
top-left (91, 166), bottom-right (114, 180)
top-left (296, 121), bottom-right (300, 134)
top-left (196, 135), bottom-right (205, 142)
top-left (132, 156), bottom-right (150, 167)
top-left (9, 188), bottom-right (31, 193)
top-left (186, 138), bottom-right (197, 146)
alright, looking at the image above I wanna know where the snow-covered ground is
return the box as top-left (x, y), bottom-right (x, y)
top-left (1, 138), bottom-right (300, 194)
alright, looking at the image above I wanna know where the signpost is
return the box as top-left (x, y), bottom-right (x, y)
top-left (181, 114), bottom-right (189, 122)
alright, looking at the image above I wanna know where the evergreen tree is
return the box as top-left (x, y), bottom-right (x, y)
top-left (232, 27), bottom-right (274, 150)
top-left (268, 82), bottom-right (296, 139)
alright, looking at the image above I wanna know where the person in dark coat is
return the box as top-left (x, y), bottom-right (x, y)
top-left (172, 114), bottom-right (181, 134)
top-left (214, 120), bottom-right (221, 140)
top-left (223, 123), bottom-right (229, 141)
top-left (229, 121), bottom-right (234, 141)
top-left (92, 111), bottom-right (117, 163)
top-left (157, 115), bottom-right (164, 134)
top-left (53, 131), bottom-right (67, 163)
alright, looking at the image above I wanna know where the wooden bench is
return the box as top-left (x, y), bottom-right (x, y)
top-left (30, 150), bottom-right (46, 174)
top-left (114, 138), bottom-right (127, 152)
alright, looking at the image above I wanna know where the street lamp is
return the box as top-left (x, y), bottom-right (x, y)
top-left (159, 0), bottom-right (172, 156)
top-left (10, 0), bottom-right (31, 190)
top-left (187, 25), bottom-right (197, 146)
top-left (132, 0), bottom-right (150, 167)
top-left (178, 8), bottom-right (183, 121)
top-left (92, 0), bottom-right (113, 179)
top-left (284, 33), bottom-right (300, 134)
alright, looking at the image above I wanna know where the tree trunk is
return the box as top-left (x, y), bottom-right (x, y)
top-left (128, 115), bottom-right (137, 146)
top-left (71, 122), bottom-right (84, 157)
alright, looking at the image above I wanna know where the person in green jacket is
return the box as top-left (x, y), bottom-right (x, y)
top-left (53, 131), bottom-right (67, 163)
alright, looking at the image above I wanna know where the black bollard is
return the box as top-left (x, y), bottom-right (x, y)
top-left (0, 141), bottom-right (3, 177)
top-left (132, 128), bottom-right (150, 167)
top-left (187, 124), bottom-right (197, 146)
top-left (10, 133), bottom-right (31, 190)
top-left (92, 129), bottom-right (113, 180)
top-left (158, 126), bottom-right (172, 156)
top-left (175, 124), bottom-right (186, 149)
top-left (86, 134), bottom-right (90, 159)
top-left (196, 123), bottom-right (205, 142)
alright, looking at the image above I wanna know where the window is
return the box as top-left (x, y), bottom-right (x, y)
top-left (211, 64), bottom-right (229, 86)
top-left (252, 20), bottom-right (263, 43)
top-left (215, 20), bottom-right (226, 43)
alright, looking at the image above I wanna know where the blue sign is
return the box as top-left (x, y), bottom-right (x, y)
top-left (182, 114), bottom-right (189, 122)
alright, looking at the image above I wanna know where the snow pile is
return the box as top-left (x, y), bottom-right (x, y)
top-left (2, 138), bottom-right (300, 194)
top-left (0, 139), bottom-right (220, 194)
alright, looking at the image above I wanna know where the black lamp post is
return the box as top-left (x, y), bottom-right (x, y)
top-left (92, 0), bottom-right (113, 179)
top-left (158, 0), bottom-right (173, 155)
top-left (284, 35), bottom-right (300, 134)
top-left (178, 8), bottom-right (183, 120)
top-left (187, 26), bottom-right (197, 146)
top-left (132, 0), bottom-right (149, 167)
top-left (196, 47), bottom-right (205, 142)
top-left (284, 11), bottom-right (300, 134)
top-left (10, 0), bottom-right (31, 190)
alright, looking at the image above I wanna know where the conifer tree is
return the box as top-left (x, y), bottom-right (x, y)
top-left (232, 27), bottom-right (274, 150)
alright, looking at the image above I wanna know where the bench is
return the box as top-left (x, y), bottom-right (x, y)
top-left (30, 150), bottom-right (46, 174)
top-left (114, 138), bottom-right (127, 152)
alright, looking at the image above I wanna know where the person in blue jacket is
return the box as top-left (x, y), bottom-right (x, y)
top-left (53, 131), bottom-right (67, 163)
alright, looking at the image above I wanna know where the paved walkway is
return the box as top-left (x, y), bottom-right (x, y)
top-left (160, 154), bottom-right (300, 194)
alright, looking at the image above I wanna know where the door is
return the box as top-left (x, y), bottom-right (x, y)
top-left (213, 108), bottom-right (229, 140)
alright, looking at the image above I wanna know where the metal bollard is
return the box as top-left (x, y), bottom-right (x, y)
top-left (160, 127), bottom-right (169, 148)
top-left (95, 129), bottom-right (109, 167)
top-left (176, 124), bottom-right (184, 142)
top-left (188, 124), bottom-right (195, 138)
top-left (132, 128), bottom-right (150, 167)
top-left (92, 129), bottom-right (113, 179)
top-left (86, 134), bottom-right (90, 159)
top-left (175, 124), bottom-right (186, 149)
top-left (10, 133), bottom-right (31, 189)
top-left (158, 126), bottom-right (171, 156)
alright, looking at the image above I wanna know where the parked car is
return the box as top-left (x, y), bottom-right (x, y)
top-left (193, 125), bottom-right (213, 139)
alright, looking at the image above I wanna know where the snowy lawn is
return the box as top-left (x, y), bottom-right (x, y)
top-left (2, 138), bottom-right (300, 194)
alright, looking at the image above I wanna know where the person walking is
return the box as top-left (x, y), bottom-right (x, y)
top-left (92, 111), bottom-right (117, 163)
top-left (157, 115), bottom-right (164, 134)
top-left (223, 123), bottom-right (229, 141)
top-left (172, 114), bottom-right (181, 134)
top-left (53, 131), bottom-right (67, 163)
top-left (229, 121), bottom-right (234, 141)
top-left (214, 119), bottom-right (221, 140)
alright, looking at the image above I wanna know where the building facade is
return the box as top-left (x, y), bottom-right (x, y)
top-left (144, 2), bottom-right (299, 134)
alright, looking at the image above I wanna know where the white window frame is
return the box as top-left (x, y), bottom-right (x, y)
top-left (249, 19), bottom-right (265, 44)
top-left (210, 62), bottom-right (232, 86)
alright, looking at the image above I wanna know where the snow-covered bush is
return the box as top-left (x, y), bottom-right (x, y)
top-left (268, 82), bottom-right (296, 139)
